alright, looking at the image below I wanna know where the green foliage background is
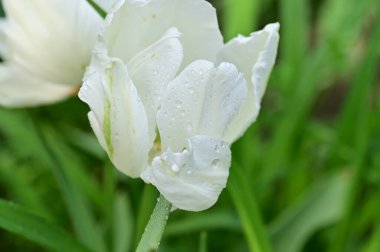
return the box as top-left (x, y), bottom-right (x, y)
top-left (0, 0), bottom-right (379, 251)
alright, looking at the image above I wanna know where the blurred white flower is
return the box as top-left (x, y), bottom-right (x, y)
top-left (0, 0), bottom-right (111, 107)
top-left (79, 0), bottom-right (279, 211)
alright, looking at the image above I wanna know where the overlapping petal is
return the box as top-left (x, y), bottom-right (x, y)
top-left (79, 58), bottom-right (151, 178)
top-left (78, 0), bottom-right (279, 212)
top-left (141, 135), bottom-right (231, 211)
top-left (127, 27), bottom-right (183, 138)
top-left (90, 25), bottom-right (183, 141)
top-left (145, 59), bottom-right (247, 210)
top-left (157, 60), bottom-right (247, 151)
top-left (102, 0), bottom-right (223, 69)
top-left (217, 23), bottom-right (280, 143)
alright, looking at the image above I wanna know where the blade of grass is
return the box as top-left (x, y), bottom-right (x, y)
top-left (223, 0), bottom-right (261, 40)
top-left (0, 152), bottom-right (55, 220)
top-left (228, 161), bottom-right (272, 252)
top-left (328, 15), bottom-right (380, 252)
top-left (165, 209), bottom-right (241, 236)
top-left (50, 133), bottom-right (106, 215)
top-left (112, 193), bottom-right (134, 252)
top-left (87, 0), bottom-right (107, 18)
top-left (362, 216), bottom-right (380, 252)
top-left (279, 0), bottom-right (309, 90)
top-left (260, 0), bottom-right (378, 189)
top-left (199, 232), bottom-right (208, 252)
top-left (269, 172), bottom-right (350, 252)
top-left (0, 199), bottom-right (91, 252)
top-left (31, 116), bottom-right (107, 252)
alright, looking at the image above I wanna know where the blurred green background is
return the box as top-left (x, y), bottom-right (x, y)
top-left (0, 0), bottom-right (379, 251)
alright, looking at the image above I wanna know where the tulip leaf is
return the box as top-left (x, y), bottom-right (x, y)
top-left (0, 199), bottom-right (91, 252)
top-left (269, 172), bottom-right (350, 252)
top-left (165, 209), bottom-right (241, 237)
top-left (112, 193), bottom-right (134, 252)
top-left (228, 161), bottom-right (272, 252)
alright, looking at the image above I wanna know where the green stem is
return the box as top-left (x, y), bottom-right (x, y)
top-left (136, 195), bottom-right (171, 252)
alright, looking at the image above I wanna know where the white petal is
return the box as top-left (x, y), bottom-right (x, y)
top-left (157, 60), bottom-right (247, 150)
top-left (103, 0), bottom-right (223, 68)
top-left (217, 23), bottom-right (280, 143)
top-left (127, 27), bottom-right (183, 139)
top-left (0, 19), bottom-right (8, 58)
top-left (2, 0), bottom-right (103, 85)
top-left (142, 135), bottom-right (231, 211)
top-left (79, 58), bottom-right (151, 178)
top-left (0, 65), bottom-right (74, 107)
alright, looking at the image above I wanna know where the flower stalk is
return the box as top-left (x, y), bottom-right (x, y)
top-left (136, 195), bottom-right (172, 252)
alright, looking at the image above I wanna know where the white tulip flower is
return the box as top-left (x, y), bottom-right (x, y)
top-left (0, 0), bottom-right (113, 107)
top-left (79, 0), bottom-right (279, 211)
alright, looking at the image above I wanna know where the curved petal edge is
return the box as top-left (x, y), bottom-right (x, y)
top-left (141, 135), bottom-right (231, 211)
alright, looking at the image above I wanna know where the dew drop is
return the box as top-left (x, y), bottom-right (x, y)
top-left (171, 164), bottom-right (179, 173)
top-left (211, 159), bottom-right (220, 168)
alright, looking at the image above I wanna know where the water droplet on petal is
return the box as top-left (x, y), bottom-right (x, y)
top-left (211, 159), bottom-right (220, 168)
top-left (171, 164), bottom-right (179, 173)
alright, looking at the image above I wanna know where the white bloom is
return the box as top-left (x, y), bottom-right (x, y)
top-left (79, 0), bottom-right (279, 211)
top-left (0, 0), bottom-right (109, 107)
